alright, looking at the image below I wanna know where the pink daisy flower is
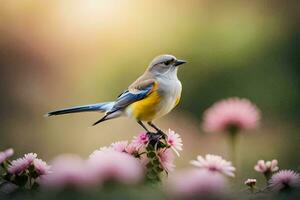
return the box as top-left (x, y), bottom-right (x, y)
top-left (8, 158), bottom-right (29, 174)
top-left (132, 132), bottom-right (149, 149)
top-left (33, 158), bottom-right (51, 175)
top-left (110, 141), bottom-right (129, 152)
top-left (190, 154), bottom-right (235, 177)
top-left (24, 153), bottom-right (37, 164)
top-left (269, 170), bottom-right (300, 191)
top-left (158, 149), bottom-right (175, 172)
top-left (203, 97), bottom-right (261, 133)
top-left (166, 169), bottom-right (227, 199)
top-left (254, 159), bottom-right (279, 173)
top-left (0, 148), bottom-right (14, 164)
top-left (166, 129), bottom-right (183, 152)
top-left (87, 150), bottom-right (144, 185)
top-left (8, 152), bottom-right (37, 174)
top-left (89, 146), bottom-right (114, 159)
top-left (125, 142), bottom-right (140, 155)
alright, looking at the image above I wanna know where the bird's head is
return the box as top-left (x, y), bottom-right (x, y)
top-left (147, 54), bottom-right (187, 77)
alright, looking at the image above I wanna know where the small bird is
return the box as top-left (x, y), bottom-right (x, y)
top-left (46, 55), bottom-right (187, 134)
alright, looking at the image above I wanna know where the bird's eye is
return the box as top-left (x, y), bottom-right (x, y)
top-left (164, 59), bottom-right (173, 65)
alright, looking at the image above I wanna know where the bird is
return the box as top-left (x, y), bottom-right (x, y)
top-left (46, 54), bottom-right (187, 135)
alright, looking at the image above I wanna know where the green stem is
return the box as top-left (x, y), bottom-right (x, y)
top-left (228, 128), bottom-right (238, 167)
top-left (264, 171), bottom-right (272, 184)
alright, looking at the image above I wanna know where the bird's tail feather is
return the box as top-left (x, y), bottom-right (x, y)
top-left (92, 110), bottom-right (122, 126)
top-left (46, 102), bottom-right (115, 117)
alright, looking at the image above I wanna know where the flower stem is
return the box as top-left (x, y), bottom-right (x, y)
top-left (228, 127), bottom-right (239, 167)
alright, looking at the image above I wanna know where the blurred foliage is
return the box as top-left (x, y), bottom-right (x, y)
top-left (1, 185), bottom-right (300, 200)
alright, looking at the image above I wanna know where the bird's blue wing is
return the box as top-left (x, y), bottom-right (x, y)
top-left (107, 84), bottom-right (154, 114)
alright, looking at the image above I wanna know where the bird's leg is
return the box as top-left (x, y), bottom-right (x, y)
top-left (136, 120), bottom-right (161, 143)
top-left (137, 120), bottom-right (151, 133)
top-left (147, 122), bottom-right (168, 150)
top-left (147, 122), bottom-right (166, 138)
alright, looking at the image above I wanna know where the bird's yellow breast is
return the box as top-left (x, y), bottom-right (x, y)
top-left (129, 83), bottom-right (161, 121)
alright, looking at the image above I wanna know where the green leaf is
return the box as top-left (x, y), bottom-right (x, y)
top-left (3, 173), bottom-right (13, 182)
top-left (31, 171), bottom-right (39, 179)
top-left (147, 152), bottom-right (156, 158)
top-left (153, 158), bottom-right (160, 165)
top-left (15, 175), bottom-right (28, 187)
top-left (31, 182), bottom-right (39, 190)
top-left (156, 167), bottom-right (164, 172)
top-left (146, 145), bottom-right (154, 151)
top-left (146, 162), bottom-right (153, 169)
top-left (28, 165), bottom-right (35, 173)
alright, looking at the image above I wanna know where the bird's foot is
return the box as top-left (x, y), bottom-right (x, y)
top-left (156, 129), bottom-right (166, 139)
top-left (146, 130), bottom-right (167, 149)
top-left (146, 131), bottom-right (162, 142)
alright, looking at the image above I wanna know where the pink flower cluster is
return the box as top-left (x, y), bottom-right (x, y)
top-left (203, 97), bottom-right (261, 133)
top-left (41, 151), bottom-right (144, 189)
top-left (254, 159), bottom-right (279, 173)
top-left (90, 129), bottom-right (182, 173)
top-left (40, 129), bottom-right (183, 189)
top-left (8, 153), bottom-right (50, 176)
top-left (249, 159), bottom-right (300, 192)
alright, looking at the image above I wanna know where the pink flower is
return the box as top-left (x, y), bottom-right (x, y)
top-left (40, 155), bottom-right (92, 189)
top-left (8, 158), bottom-right (29, 174)
top-left (8, 153), bottom-right (36, 174)
top-left (110, 141), bottom-right (128, 152)
top-left (166, 129), bottom-right (183, 152)
top-left (166, 169), bottom-right (228, 199)
top-left (125, 142), bottom-right (140, 155)
top-left (190, 154), bottom-right (235, 177)
top-left (269, 170), bottom-right (300, 191)
top-left (33, 159), bottom-right (51, 175)
top-left (0, 148), bottom-right (14, 164)
top-left (8, 152), bottom-right (51, 177)
top-left (132, 132), bottom-right (149, 149)
top-left (158, 149), bottom-right (175, 172)
top-left (139, 154), bottom-right (149, 167)
top-left (4, 148), bottom-right (14, 158)
top-left (87, 150), bottom-right (144, 185)
top-left (89, 146), bottom-right (114, 159)
top-left (8, 152), bottom-right (38, 174)
top-left (0, 154), bottom-right (5, 164)
top-left (24, 153), bottom-right (37, 164)
top-left (254, 159), bottom-right (279, 173)
top-left (203, 98), bottom-right (261, 133)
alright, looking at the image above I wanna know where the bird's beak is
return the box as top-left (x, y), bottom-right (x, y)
top-left (174, 59), bottom-right (187, 66)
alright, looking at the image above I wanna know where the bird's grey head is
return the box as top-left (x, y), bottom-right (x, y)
top-left (147, 54), bottom-right (187, 77)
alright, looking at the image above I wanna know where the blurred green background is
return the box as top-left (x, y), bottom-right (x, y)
top-left (0, 0), bottom-right (299, 185)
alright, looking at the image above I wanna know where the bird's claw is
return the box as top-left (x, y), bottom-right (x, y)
top-left (146, 129), bottom-right (166, 147)
top-left (146, 132), bottom-right (161, 142)
top-left (156, 130), bottom-right (166, 139)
